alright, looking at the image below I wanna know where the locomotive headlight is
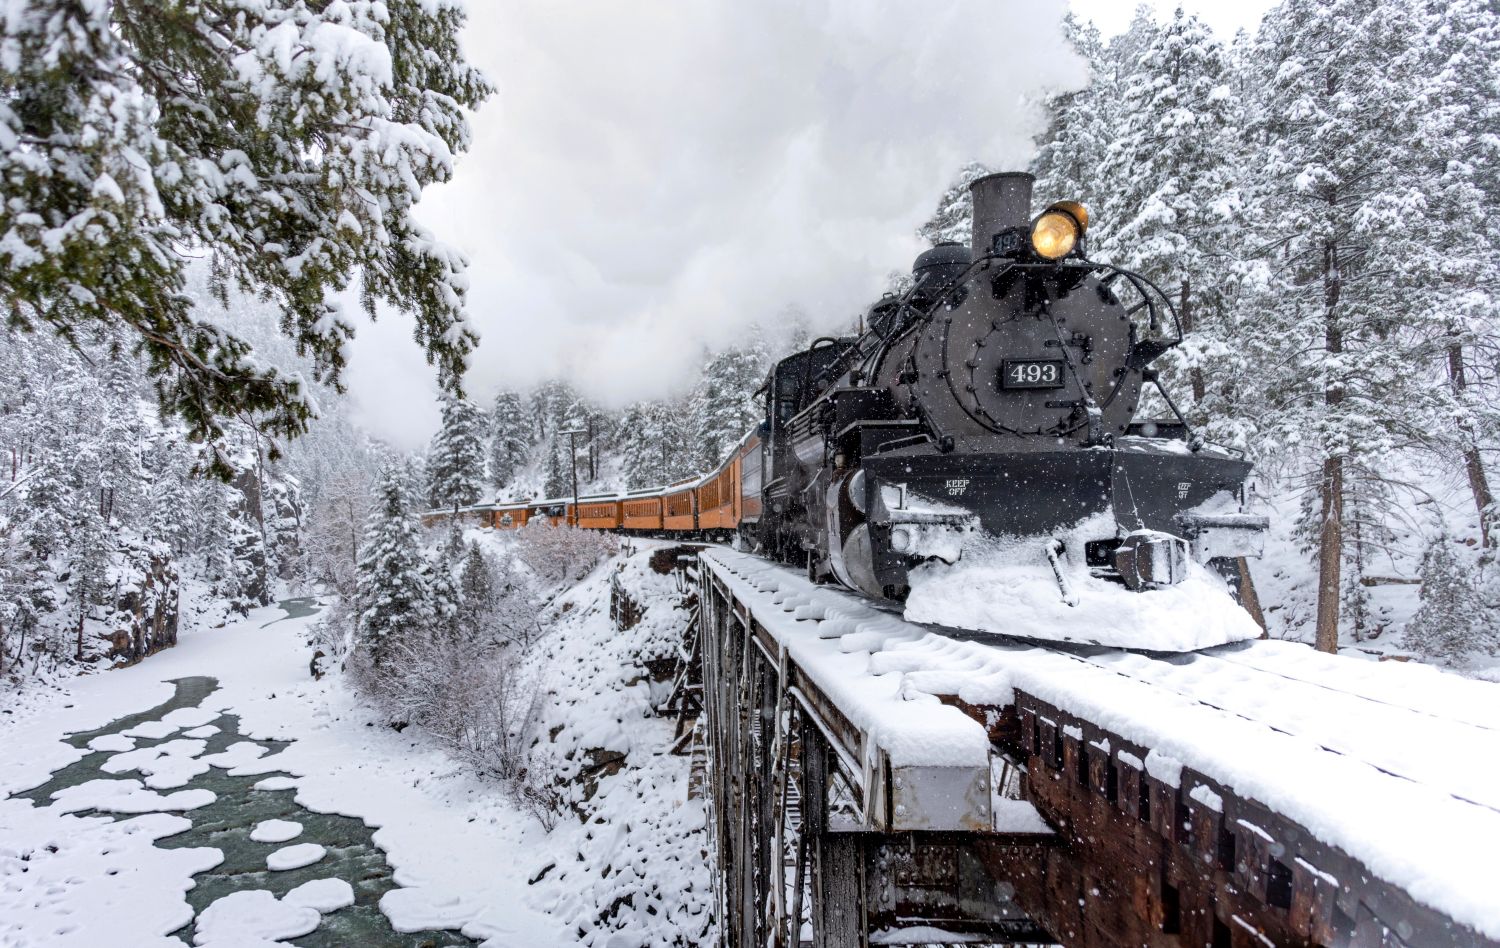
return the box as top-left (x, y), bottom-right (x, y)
top-left (1029, 201), bottom-right (1089, 261)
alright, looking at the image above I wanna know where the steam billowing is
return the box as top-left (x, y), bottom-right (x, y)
top-left (355, 0), bottom-right (1087, 445)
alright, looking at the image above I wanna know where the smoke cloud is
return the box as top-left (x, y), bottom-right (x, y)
top-left (350, 0), bottom-right (1086, 447)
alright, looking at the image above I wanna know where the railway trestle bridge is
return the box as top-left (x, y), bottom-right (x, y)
top-left (668, 548), bottom-right (1500, 948)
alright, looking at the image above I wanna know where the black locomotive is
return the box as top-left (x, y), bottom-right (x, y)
top-left (751, 172), bottom-right (1266, 605)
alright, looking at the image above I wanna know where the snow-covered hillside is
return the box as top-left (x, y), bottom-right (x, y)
top-left (1, 542), bottom-right (713, 946)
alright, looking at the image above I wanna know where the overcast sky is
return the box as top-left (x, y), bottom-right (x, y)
top-left (346, 0), bottom-right (1270, 450)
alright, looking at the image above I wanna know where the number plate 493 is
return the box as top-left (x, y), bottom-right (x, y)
top-left (999, 359), bottom-right (1066, 390)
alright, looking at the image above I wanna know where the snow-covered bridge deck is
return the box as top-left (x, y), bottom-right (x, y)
top-left (695, 547), bottom-right (1500, 948)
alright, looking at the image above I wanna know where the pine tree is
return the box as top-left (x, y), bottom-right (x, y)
top-left (199, 482), bottom-right (252, 615)
top-left (1402, 536), bottom-right (1498, 661)
top-left (422, 553), bottom-right (461, 645)
top-left (1095, 9), bottom-right (1241, 422)
top-left (621, 395), bottom-right (703, 491)
top-left (1244, 0), bottom-right (1431, 651)
top-left (488, 391), bottom-right (531, 491)
top-left (144, 445), bottom-right (191, 557)
top-left (456, 541), bottom-right (499, 649)
top-left (356, 461), bottom-right (431, 669)
top-left (0, 0), bottom-right (492, 459)
top-left (426, 394), bottom-right (488, 509)
top-left (1030, 16), bottom-right (1125, 219)
top-left (693, 341), bottom-right (770, 470)
top-left (543, 437), bottom-right (570, 499)
top-left (69, 502), bottom-right (111, 660)
top-left (1408, 0), bottom-right (1500, 546)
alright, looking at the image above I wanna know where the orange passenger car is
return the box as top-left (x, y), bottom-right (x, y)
top-left (492, 504), bottom-right (529, 529)
top-left (622, 490), bottom-right (664, 530)
top-left (575, 495), bottom-right (624, 530)
top-left (697, 456), bottom-right (740, 531)
top-left (662, 481), bottom-right (697, 531)
top-left (528, 500), bottom-right (568, 527)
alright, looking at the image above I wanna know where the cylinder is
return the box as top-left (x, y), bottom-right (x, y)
top-left (969, 172), bottom-right (1034, 257)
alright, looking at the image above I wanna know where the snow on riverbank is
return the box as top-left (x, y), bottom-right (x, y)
top-left (1, 598), bottom-right (569, 945)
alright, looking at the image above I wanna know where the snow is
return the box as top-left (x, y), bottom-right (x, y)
top-left (992, 798), bottom-right (1052, 833)
top-left (378, 887), bottom-right (483, 933)
top-left (284, 878), bottom-right (355, 913)
top-left (1189, 783), bottom-right (1223, 812)
top-left (200, 741), bottom-right (269, 770)
top-left (703, 549), bottom-right (993, 772)
top-left (0, 600), bottom-right (569, 946)
top-left (101, 738), bottom-right (210, 789)
top-left (0, 808), bottom-right (221, 948)
top-left (248, 819), bottom-right (303, 843)
top-left (49, 779), bottom-right (216, 815)
top-left (903, 523), bottom-right (1262, 651)
top-left (266, 842), bottom-right (326, 871)
top-left (86, 733), bottom-right (136, 752)
top-left (192, 890), bottom-right (319, 946)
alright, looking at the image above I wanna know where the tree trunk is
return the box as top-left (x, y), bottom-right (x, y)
top-left (1180, 280), bottom-right (1205, 403)
top-left (587, 414), bottom-right (598, 480)
top-left (75, 599), bottom-right (86, 661)
top-left (1448, 342), bottom-right (1494, 546)
top-left (1315, 455), bottom-right (1344, 653)
top-left (1314, 236), bottom-right (1345, 654)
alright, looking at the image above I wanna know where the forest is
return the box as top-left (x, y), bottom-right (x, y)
top-left (3, 0), bottom-right (1498, 692)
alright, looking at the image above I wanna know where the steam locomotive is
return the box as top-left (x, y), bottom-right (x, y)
top-left (445, 171), bottom-right (1266, 630)
top-left (750, 172), bottom-right (1266, 606)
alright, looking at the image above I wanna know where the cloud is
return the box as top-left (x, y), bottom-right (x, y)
top-left (353, 0), bottom-right (1086, 447)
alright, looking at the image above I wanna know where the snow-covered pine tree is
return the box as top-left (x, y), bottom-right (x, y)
top-left (1244, 0), bottom-right (1432, 651)
top-left (488, 391), bottom-right (532, 491)
top-left (456, 541), bottom-right (500, 649)
top-left (1030, 16), bottom-right (1113, 213)
top-left (0, 0), bottom-right (491, 463)
top-left (1407, 0), bottom-right (1500, 546)
top-left (693, 340), bottom-right (770, 470)
top-left (422, 553), bottom-right (461, 645)
top-left (1095, 9), bottom-right (1243, 426)
top-left (69, 501), bottom-right (111, 661)
top-left (435, 516), bottom-right (460, 565)
top-left (356, 461), bottom-right (431, 670)
top-left (1402, 536), bottom-right (1498, 661)
top-left (426, 394), bottom-right (488, 509)
top-left (144, 444), bottom-right (191, 558)
top-left (197, 481), bottom-right (254, 616)
top-left (542, 436), bottom-right (569, 500)
top-left (617, 400), bottom-right (698, 490)
top-left (530, 381), bottom-right (579, 442)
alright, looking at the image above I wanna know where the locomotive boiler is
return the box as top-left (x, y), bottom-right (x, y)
top-left (754, 172), bottom-right (1267, 605)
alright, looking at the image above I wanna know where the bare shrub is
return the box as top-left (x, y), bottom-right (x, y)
top-left (370, 632), bottom-right (560, 823)
top-left (515, 520), bottom-right (619, 589)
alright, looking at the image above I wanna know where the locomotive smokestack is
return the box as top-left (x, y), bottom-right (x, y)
top-left (969, 172), bottom-right (1034, 257)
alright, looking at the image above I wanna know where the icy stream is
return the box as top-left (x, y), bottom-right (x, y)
top-left (13, 600), bottom-right (475, 947)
